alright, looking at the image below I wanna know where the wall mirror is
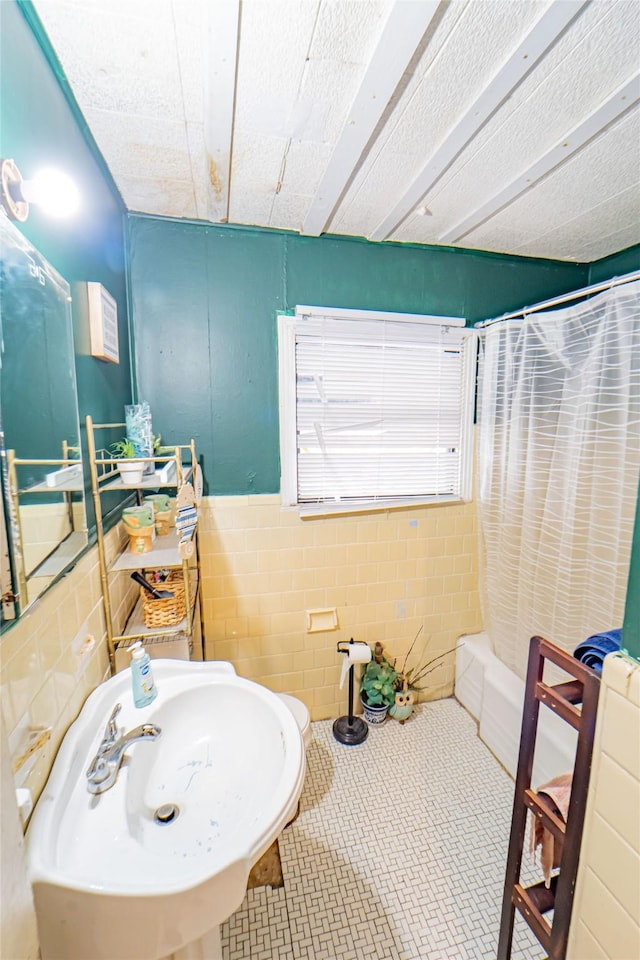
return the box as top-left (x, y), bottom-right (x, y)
top-left (1, 213), bottom-right (87, 625)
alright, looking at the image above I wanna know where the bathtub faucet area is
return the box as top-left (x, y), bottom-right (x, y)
top-left (86, 702), bottom-right (161, 795)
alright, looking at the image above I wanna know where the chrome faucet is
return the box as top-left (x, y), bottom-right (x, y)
top-left (86, 702), bottom-right (161, 795)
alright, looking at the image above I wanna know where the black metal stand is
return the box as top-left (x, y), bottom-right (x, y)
top-left (333, 639), bottom-right (368, 745)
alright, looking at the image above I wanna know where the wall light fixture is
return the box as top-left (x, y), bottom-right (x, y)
top-left (0, 158), bottom-right (80, 221)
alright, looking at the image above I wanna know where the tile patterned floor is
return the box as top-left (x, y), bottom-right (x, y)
top-left (221, 699), bottom-right (546, 960)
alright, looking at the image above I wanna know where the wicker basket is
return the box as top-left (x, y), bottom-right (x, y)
top-left (140, 571), bottom-right (186, 628)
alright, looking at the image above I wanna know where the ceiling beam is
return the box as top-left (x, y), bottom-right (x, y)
top-left (300, 0), bottom-right (441, 238)
top-left (204, 0), bottom-right (240, 222)
top-left (368, 0), bottom-right (588, 242)
top-left (438, 73), bottom-right (640, 245)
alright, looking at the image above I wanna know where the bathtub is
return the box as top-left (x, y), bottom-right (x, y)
top-left (455, 632), bottom-right (577, 787)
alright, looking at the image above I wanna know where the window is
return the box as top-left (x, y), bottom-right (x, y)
top-left (278, 305), bottom-right (477, 516)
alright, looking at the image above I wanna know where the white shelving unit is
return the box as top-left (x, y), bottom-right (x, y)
top-left (86, 415), bottom-right (203, 672)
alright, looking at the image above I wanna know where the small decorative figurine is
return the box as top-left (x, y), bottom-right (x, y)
top-left (389, 683), bottom-right (415, 724)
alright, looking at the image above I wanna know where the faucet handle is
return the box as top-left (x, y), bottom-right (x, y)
top-left (86, 755), bottom-right (111, 785)
top-left (102, 702), bottom-right (122, 745)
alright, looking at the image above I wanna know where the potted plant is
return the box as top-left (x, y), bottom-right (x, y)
top-left (110, 438), bottom-right (144, 485)
top-left (153, 434), bottom-right (175, 458)
top-left (360, 642), bottom-right (397, 724)
top-left (389, 627), bottom-right (460, 723)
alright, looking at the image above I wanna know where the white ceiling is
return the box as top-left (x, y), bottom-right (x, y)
top-left (33, 0), bottom-right (640, 262)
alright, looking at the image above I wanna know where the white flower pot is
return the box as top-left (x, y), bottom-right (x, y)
top-left (117, 460), bottom-right (144, 485)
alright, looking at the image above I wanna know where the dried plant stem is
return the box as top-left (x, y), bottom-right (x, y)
top-left (410, 643), bottom-right (460, 687)
top-left (398, 624), bottom-right (424, 676)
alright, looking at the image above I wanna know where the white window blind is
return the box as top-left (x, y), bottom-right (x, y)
top-left (278, 306), bottom-right (476, 515)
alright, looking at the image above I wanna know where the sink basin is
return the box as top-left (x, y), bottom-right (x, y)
top-left (26, 660), bottom-right (305, 960)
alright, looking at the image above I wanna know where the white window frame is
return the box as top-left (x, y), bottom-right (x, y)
top-left (278, 305), bottom-right (477, 518)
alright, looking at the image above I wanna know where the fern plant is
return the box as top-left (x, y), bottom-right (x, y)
top-left (110, 437), bottom-right (136, 458)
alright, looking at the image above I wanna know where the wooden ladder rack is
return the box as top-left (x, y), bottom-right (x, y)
top-left (497, 635), bottom-right (601, 960)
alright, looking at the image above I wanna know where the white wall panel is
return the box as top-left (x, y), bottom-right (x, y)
top-left (173, 0), bottom-right (206, 125)
top-left (408, 1), bottom-right (640, 243)
top-left (333, 0), bottom-right (547, 238)
top-left (461, 108), bottom-right (640, 259)
top-left (117, 175), bottom-right (197, 219)
top-left (83, 109), bottom-right (192, 182)
top-left (36, 1), bottom-right (184, 121)
top-left (32, 0), bottom-right (640, 259)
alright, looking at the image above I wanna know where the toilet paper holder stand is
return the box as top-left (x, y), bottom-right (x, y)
top-left (333, 639), bottom-right (369, 746)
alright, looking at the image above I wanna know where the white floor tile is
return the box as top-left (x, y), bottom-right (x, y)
top-left (221, 699), bottom-right (547, 959)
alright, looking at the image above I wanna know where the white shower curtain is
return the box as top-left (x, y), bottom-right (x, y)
top-left (477, 278), bottom-right (640, 678)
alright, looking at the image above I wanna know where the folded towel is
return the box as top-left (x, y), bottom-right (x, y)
top-left (530, 772), bottom-right (573, 887)
top-left (573, 628), bottom-right (622, 674)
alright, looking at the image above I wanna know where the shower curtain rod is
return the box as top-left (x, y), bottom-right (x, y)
top-left (475, 268), bottom-right (640, 328)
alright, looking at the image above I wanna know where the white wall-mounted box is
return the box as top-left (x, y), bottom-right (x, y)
top-left (87, 281), bottom-right (118, 363)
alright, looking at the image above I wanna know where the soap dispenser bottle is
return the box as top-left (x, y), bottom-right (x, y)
top-left (130, 641), bottom-right (157, 708)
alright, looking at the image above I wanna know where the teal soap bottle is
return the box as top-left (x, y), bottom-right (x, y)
top-left (130, 641), bottom-right (157, 708)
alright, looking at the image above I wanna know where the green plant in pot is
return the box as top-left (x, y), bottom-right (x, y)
top-left (388, 626), bottom-right (460, 723)
top-left (152, 434), bottom-right (179, 474)
top-left (153, 434), bottom-right (175, 456)
top-left (360, 642), bottom-right (397, 724)
top-left (110, 438), bottom-right (144, 485)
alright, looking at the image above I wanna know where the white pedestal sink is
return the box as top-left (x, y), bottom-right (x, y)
top-left (26, 661), bottom-right (305, 960)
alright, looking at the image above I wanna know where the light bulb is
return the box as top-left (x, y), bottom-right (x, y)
top-left (21, 168), bottom-right (80, 218)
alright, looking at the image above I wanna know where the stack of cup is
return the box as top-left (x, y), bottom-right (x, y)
top-left (122, 505), bottom-right (156, 553)
top-left (144, 494), bottom-right (172, 536)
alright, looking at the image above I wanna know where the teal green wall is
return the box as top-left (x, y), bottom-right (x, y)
top-left (0, 1), bottom-right (132, 527)
top-left (128, 214), bottom-right (587, 495)
top-left (588, 243), bottom-right (640, 284)
top-left (129, 216), bottom-right (639, 657)
top-left (623, 480), bottom-right (640, 662)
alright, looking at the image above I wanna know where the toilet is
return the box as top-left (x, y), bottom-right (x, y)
top-left (277, 693), bottom-right (311, 748)
top-left (277, 693), bottom-right (311, 828)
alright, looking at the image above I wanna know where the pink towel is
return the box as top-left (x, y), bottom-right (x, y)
top-left (529, 772), bottom-right (573, 887)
